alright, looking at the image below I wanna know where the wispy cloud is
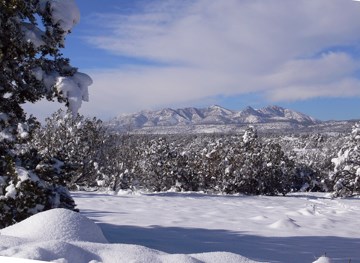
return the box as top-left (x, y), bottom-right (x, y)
top-left (82, 0), bottom-right (360, 115)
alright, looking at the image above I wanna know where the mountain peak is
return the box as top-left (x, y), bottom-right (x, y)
top-left (208, 104), bottom-right (231, 112)
top-left (243, 106), bottom-right (256, 111)
top-left (260, 105), bottom-right (285, 116)
top-left (110, 105), bottom-right (320, 133)
top-left (209, 104), bottom-right (222, 109)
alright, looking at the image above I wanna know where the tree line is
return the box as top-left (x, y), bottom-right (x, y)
top-left (30, 109), bottom-right (360, 199)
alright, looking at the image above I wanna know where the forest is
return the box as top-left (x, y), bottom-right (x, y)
top-left (29, 109), bottom-right (360, 199)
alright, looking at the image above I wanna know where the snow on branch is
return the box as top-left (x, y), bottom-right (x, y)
top-left (55, 72), bottom-right (92, 116)
top-left (40, 0), bottom-right (80, 34)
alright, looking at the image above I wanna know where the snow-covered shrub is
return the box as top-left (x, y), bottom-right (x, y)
top-left (220, 127), bottom-right (294, 195)
top-left (197, 137), bottom-right (228, 192)
top-left (172, 150), bottom-right (201, 192)
top-left (271, 133), bottom-right (342, 192)
top-left (82, 128), bottom-right (344, 196)
top-left (97, 133), bottom-right (142, 191)
top-left (138, 137), bottom-right (178, 192)
top-left (331, 123), bottom-right (360, 197)
top-left (259, 142), bottom-right (294, 195)
top-left (31, 109), bottom-right (107, 189)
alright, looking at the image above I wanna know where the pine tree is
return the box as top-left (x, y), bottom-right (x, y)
top-left (30, 109), bottom-right (106, 189)
top-left (331, 123), bottom-right (360, 197)
top-left (97, 133), bottom-right (142, 192)
top-left (0, 0), bottom-right (91, 227)
top-left (222, 127), bottom-right (294, 195)
top-left (137, 137), bottom-right (179, 192)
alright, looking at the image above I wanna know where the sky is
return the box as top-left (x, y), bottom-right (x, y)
top-left (24, 0), bottom-right (360, 121)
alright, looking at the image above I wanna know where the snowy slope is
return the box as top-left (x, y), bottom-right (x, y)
top-left (108, 105), bottom-right (321, 133)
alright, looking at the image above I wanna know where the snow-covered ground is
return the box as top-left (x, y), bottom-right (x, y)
top-left (0, 192), bottom-right (359, 262)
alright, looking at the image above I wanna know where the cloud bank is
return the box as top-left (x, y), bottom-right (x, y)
top-left (81, 0), bottom-right (360, 115)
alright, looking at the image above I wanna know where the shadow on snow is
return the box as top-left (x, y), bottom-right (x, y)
top-left (95, 223), bottom-right (359, 263)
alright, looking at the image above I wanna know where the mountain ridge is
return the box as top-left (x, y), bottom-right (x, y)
top-left (108, 105), bottom-right (324, 133)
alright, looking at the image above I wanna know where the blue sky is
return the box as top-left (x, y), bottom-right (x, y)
top-left (26, 0), bottom-right (360, 121)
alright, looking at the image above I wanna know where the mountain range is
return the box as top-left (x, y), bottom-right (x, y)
top-left (107, 105), bottom-right (342, 134)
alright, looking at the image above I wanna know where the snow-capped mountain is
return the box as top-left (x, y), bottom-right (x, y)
top-left (108, 105), bottom-right (322, 133)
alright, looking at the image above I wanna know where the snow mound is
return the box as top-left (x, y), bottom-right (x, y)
top-left (312, 256), bottom-right (333, 263)
top-left (0, 208), bottom-right (107, 243)
top-left (0, 208), bottom-right (262, 263)
top-left (268, 217), bottom-right (300, 229)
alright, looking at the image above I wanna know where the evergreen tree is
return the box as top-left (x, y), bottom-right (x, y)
top-left (139, 137), bottom-right (177, 192)
top-left (222, 127), bottom-right (294, 195)
top-left (173, 149), bottom-right (201, 192)
top-left (0, 0), bottom-right (91, 227)
top-left (198, 137), bottom-right (227, 192)
top-left (331, 123), bottom-right (360, 197)
top-left (98, 133), bottom-right (142, 192)
top-left (31, 109), bottom-right (106, 189)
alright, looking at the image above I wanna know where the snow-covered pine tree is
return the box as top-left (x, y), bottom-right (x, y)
top-left (331, 123), bottom-right (360, 197)
top-left (198, 137), bottom-right (227, 192)
top-left (237, 126), bottom-right (264, 194)
top-left (215, 135), bottom-right (243, 194)
top-left (0, 0), bottom-right (91, 227)
top-left (260, 141), bottom-right (294, 195)
top-left (139, 137), bottom-right (177, 192)
top-left (97, 133), bottom-right (142, 192)
top-left (282, 133), bottom-right (338, 192)
top-left (31, 109), bottom-right (106, 190)
top-left (225, 126), bottom-right (294, 195)
top-left (173, 149), bottom-right (201, 192)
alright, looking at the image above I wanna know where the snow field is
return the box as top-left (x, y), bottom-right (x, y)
top-left (0, 192), bottom-right (358, 262)
top-left (74, 192), bottom-right (360, 262)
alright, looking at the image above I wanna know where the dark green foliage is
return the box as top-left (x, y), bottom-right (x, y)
top-left (0, 0), bottom-right (86, 228)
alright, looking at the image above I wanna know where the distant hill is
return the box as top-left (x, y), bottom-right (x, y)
top-left (105, 105), bottom-right (358, 134)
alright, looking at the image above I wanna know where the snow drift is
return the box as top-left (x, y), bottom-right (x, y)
top-left (0, 208), bottom-right (261, 263)
top-left (0, 208), bottom-right (107, 243)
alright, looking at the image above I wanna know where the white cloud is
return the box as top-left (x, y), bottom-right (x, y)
top-left (79, 0), bottom-right (360, 117)
top-left (264, 52), bottom-right (360, 100)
